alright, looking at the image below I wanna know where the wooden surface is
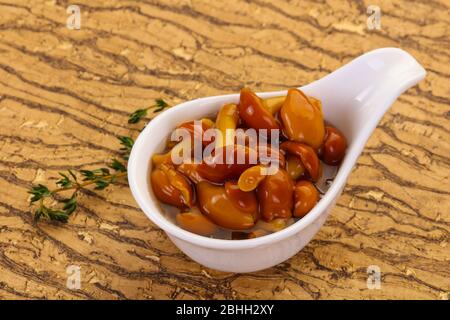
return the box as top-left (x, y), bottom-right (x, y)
top-left (0, 0), bottom-right (449, 300)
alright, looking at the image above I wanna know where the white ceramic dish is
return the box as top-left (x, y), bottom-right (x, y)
top-left (128, 48), bottom-right (426, 273)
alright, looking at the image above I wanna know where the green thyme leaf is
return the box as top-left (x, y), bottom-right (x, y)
top-left (46, 208), bottom-right (69, 223)
top-left (118, 136), bottom-right (134, 151)
top-left (110, 159), bottom-right (127, 172)
top-left (94, 179), bottom-right (109, 190)
top-left (34, 205), bottom-right (69, 223)
top-left (56, 172), bottom-right (73, 188)
top-left (118, 136), bottom-right (134, 160)
top-left (128, 108), bottom-right (148, 124)
top-left (80, 169), bottom-right (95, 181)
top-left (62, 193), bottom-right (77, 215)
top-left (28, 184), bottom-right (51, 203)
top-left (80, 168), bottom-right (111, 182)
top-left (154, 99), bottom-right (169, 112)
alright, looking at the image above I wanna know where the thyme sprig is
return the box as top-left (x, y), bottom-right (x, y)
top-left (28, 99), bottom-right (169, 223)
top-left (128, 99), bottom-right (169, 124)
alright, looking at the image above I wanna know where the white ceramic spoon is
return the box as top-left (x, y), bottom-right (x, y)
top-left (128, 48), bottom-right (426, 273)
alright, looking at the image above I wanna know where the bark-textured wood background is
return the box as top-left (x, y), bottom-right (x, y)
top-left (0, 0), bottom-right (448, 300)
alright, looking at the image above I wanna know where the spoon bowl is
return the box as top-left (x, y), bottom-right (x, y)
top-left (128, 48), bottom-right (426, 272)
